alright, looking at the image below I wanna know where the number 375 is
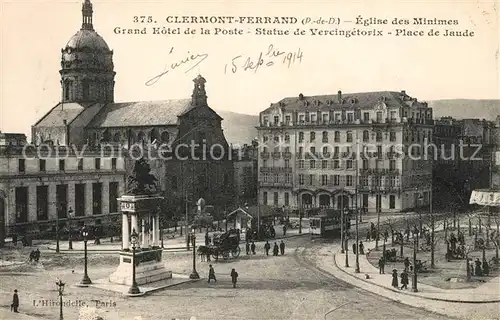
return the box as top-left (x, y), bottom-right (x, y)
top-left (133, 16), bottom-right (154, 23)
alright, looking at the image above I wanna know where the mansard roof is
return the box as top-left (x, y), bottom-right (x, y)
top-left (86, 99), bottom-right (196, 128)
top-left (263, 90), bottom-right (429, 114)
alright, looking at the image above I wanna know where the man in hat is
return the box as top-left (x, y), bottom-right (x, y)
top-left (12, 289), bottom-right (19, 312)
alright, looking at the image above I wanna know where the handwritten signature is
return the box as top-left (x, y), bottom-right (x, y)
top-left (224, 44), bottom-right (303, 74)
top-left (145, 47), bottom-right (209, 86)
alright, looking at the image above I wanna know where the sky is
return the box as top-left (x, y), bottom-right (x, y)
top-left (1, 0), bottom-right (498, 136)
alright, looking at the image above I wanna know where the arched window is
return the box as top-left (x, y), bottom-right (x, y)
top-left (102, 129), bottom-right (110, 142)
top-left (160, 131), bottom-right (170, 143)
top-left (322, 131), bottom-right (328, 142)
top-left (64, 81), bottom-right (71, 101)
top-left (82, 80), bottom-right (90, 101)
top-left (137, 131), bottom-right (145, 144)
top-left (284, 133), bottom-right (290, 143)
top-left (150, 128), bottom-right (158, 143)
top-left (310, 132), bottom-right (316, 142)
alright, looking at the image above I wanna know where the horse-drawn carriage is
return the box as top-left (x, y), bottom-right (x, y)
top-left (198, 229), bottom-right (241, 261)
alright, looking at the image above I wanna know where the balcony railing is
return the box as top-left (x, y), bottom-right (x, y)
top-left (282, 152), bottom-right (292, 159)
top-left (271, 151), bottom-right (281, 159)
top-left (260, 167), bottom-right (293, 173)
top-left (260, 152), bottom-right (270, 159)
top-left (259, 181), bottom-right (293, 187)
top-left (359, 168), bottom-right (400, 176)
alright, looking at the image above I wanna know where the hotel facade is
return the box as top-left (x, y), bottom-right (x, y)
top-left (257, 90), bottom-right (434, 215)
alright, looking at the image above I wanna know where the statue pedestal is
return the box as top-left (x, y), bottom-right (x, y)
top-left (109, 248), bottom-right (172, 286)
top-left (109, 193), bottom-right (172, 286)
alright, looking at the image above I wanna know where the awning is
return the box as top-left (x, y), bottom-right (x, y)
top-left (469, 189), bottom-right (500, 206)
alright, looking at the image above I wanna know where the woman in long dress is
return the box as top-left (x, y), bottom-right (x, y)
top-left (391, 269), bottom-right (399, 288)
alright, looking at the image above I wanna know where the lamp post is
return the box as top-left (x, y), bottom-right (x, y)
top-left (68, 207), bottom-right (73, 250)
top-left (55, 204), bottom-right (60, 253)
top-left (344, 230), bottom-right (349, 268)
top-left (80, 226), bottom-right (92, 285)
top-left (55, 278), bottom-right (65, 320)
top-left (189, 227), bottom-right (200, 279)
top-left (355, 208), bottom-right (360, 273)
top-left (412, 237), bottom-right (418, 292)
top-left (128, 229), bottom-right (141, 295)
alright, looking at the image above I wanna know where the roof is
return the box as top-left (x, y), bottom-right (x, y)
top-left (87, 99), bottom-right (195, 128)
top-left (262, 91), bottom-right (428, 114)
top-left (227, 207), bottom-right (253, 219)
top-left (65, 29), bottom-right (110, 51)
top-left (34, 102), bottom-right (95, 127)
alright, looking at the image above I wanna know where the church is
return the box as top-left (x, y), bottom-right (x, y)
top-left (1, 0), bottom-right (234, 241)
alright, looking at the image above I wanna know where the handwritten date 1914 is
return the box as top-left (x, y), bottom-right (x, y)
top-left (224, 45), bottom-right (303, 74)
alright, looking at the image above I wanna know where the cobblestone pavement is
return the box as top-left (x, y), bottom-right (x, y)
top-left (0, 236), bottom-right (455, 320)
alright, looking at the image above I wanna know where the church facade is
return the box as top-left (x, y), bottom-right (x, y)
top-left (1, 0), bottom-right (233, 242)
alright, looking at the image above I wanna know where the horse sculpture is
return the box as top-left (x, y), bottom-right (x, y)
top-left (126, 157), bottom-right (158, 195)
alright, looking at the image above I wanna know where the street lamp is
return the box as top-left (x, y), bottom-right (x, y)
top-left (418, 195), bottom-right (424, 232)
top-left (55, 204), bottom-right (61, 253)
top-left (412, 237), bottom-right (418, 292)
top-left (344, 230), bottom-right (349, 268)
top-left (355, 208), bottom-right (360, 273)
top-left (128, 229), bottom-right (141, 295)
top-left (68, 207), bottom-right (73, 250)
top-left (189, 227), bottom-right (200, 279)
top-left (80, 226), bottom-right (92, 285)
top-left (55, 278), bottom-right (65, 320)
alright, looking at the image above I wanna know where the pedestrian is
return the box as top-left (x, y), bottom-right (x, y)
top-left (483, 259), bottom-right (490, 276)
top-left (279, 240), bottom-right (285, 255)
top-left (366, 231), bottom-right (371, 242)
top-left (251, 241), bottom-right (256, 255)
top-left (359, 241), bottom-right (364, 254)
top-left (475, 258), bottom-right (483, 276)
top-left (404, 257), bottom-right (410, 272)
top-left (230, 268), bottom-right (238, 288)
top-left (35, 249), bottom-right (40, 263)
top-left (264, 241), bottom-right (271, 256)
top-left (283, 224), bottom-right (287, 237)
top-left (11, 289), bottom-right (19, 313)
top-left (391, 269), bottom-right (398, 288)
top-left (245, 241), bottom-right (250, 255)
top-left (383, 230), bottom-right (389, 242)
top-left (12, 234), bottom-right (18, 246)
top-left (273, 242), bottom-right (279, 256)
top-left (205, 231), bottom-right (209, 246)
top-left (207, 264), bottom-right (217, 284)
top-left (400, 270), bottom-right (409, 290)
top-left (352, 243), bottom-right (357, 254)
top-left (378, 257), bottom-right (385, 274)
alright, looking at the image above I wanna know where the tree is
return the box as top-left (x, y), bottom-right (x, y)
top-left (464, 244), bottom-right (475, 282)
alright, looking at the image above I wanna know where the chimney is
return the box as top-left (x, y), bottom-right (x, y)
top-left (337, 90), bottom-right (342, 103)
top-left (401, 90), bottom-right (406, 96)
top-left (299, 93), bottom-right (304, 100)
top-left (63, 119), bottom-right (67, 126)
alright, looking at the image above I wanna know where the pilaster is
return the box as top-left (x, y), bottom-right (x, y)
top-left (102, 181), bottom-right (110, 214)
top-left (48, 183), bottom-right (57, 220)
top-left (85, 182), bottom-right (93, 216)
top-left (68, 183), bottom-right (76, 215)
top-left (28, 184), bottom-right (37, 222)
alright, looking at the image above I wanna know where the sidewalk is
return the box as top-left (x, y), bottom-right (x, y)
top-left (332, 240), bottom-right (500, 303)
top-left (42, 226), bottom-right (309, 252)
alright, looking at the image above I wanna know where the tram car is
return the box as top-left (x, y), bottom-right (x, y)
top-left (309, 209), bottom-right (352, 237)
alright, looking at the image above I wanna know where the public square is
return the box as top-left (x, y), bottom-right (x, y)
top-left (2, 212), bottom-right (499, 320)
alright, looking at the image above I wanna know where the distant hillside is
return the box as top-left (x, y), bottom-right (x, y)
top-left (428, 99), bottom-right (500, 120)
top-left (216, 110), bottom-right (259, 146)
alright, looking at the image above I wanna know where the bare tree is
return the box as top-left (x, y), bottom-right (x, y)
top-left (464, 244), bottom-right (475, 282)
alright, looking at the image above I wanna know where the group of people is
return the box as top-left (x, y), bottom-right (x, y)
top-left (28, 249), bottom-right (41, 263)
top-left (391, 269), bottom-right (410, 290)
top-left (207, 265), bottom-right (239, 288)
top-left (260, 240), bottom-right (286, 256)
top-left (470, 257), bottom-right (490, 277)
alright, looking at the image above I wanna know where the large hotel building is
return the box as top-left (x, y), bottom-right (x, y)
top-left (257, 90), bottom-right (434, 215)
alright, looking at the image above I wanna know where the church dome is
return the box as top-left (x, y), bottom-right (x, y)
top-left (65, 29), bottom-right (109, 51)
